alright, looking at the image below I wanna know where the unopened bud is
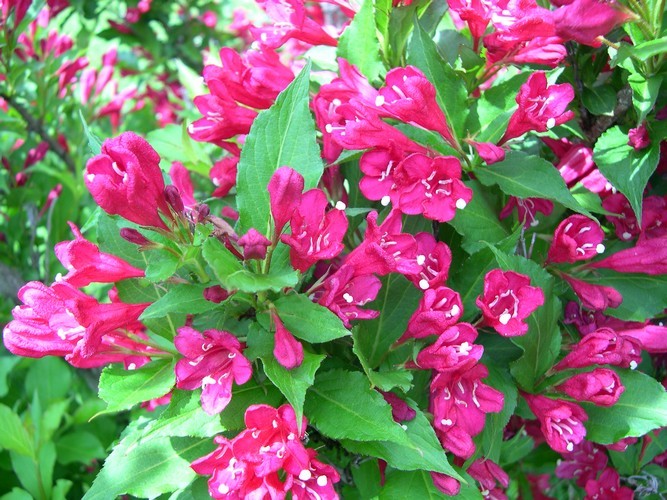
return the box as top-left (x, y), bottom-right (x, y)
top-left (203, 285), bottom-right (231, 303)
top-left (164, 185), bottom-right (184, 214)
top-left (196, 203), bottom-right (210, 221)
top-left (120, 227), bottom-right (151, 246)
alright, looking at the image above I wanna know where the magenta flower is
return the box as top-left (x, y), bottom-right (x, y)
top-left (431, 472), bottom-right (461, 496)
top-left (268, 166), bottom-right (305, 237)
top-left (524, 394), bottom-right (588, 453)
top-left (271, 311), bottom-right (303, 370)
top-left (584, 468), bottom-right (634, 499)
top-left (174, 326), bottom-right (252, 415)
top-left (561, 275), bottom-right (623, 311)
top-left (376, 66), bottom-right (455, 145)
top-left (548, 215), bottom-right (606, 264)
top-left (400, 287), bottom-right (463, 342)
top-left (188, 93), bottom-right (258, 145)
top-left (430, 363), bottom-right (504, 459)
top-left (556, 368), bottom-right (624, 407)
top-left (552, 0), bottom-right (631, 47)
top-left (281, 189), bottom-right (348, 272)
top-left (467, 140), bottom-right (506, 165)
top-left (413, 323), bottom-right (483, 372)
top-left (210, 157), bottom-right (239, 198)
top-left (393, 154), bottom-right (472, 223)
top-left (345, 209), bottom-right (421, 277)
top-left (589, 238), bottom-right (667, 275)
top-left (238, 228), bottom-right (272, 260)
top-left (168, 162), bottom-right (197, 209)
top-left (84, 132), bottom-right (172, 230)
top-left (314, 264), bottom-right (382, 328)
top-left (407, 232), bottom-right (453, 291)
top-left (628, 123), bottom-right (650, 150)
top-left (555, 441), bottom-right (608, 487)
top-left (381, 391), bottom-right (417, 423)
top-left (466, 459), bottom-right (510, 499)
top-left (476, 269), bottom-right (545, 337)
top-left (554, 327), bottom-right (643, 371)
top-left (54, 222), bottom-right (144, 287)
top-left (3, 281), bottom-right (149, 362)
top-left (358, 144), bottom-right (421, 208)
top-left (499, 72), bottom-right (575, 144)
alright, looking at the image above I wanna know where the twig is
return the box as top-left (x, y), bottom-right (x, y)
top-left (0, 91), bottom-right (78, 173)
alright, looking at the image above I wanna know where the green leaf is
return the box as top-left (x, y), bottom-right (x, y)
top-left (273, 294), bottom-right (351, 343)
top-left (140, 284), bottom-right (210, 320)
top-left (0, 405), bottom-right (34, 458)
top-left (145, 123), bottom-right (212, 175)
top-left (79, 110), bottom-right (102, 155)
top-left (25, 357), bottom-right (72, 405)
top-left (83, 434), bottom-right (213, 500)
top-left (353, 327), bottom-right (413, 392)
top-left (629, 73), bottom-right (662, 125)
top-left (0, 356), bottom-right (20, 397)
top-left (142, 390), bottom-right (224, 441)
top-left (96, 214), bottom-right (145, 268)
top-left (337, 0), bottom-right (384, 81)
top-left (262, 352), bottom-right (325, 432)
top-left (236, 61), bottom-right (323, 235)
top-left (475, 151), bottom-right (592, 218)
top-left (380, 470), bottom-right (482, 499)
top-left (448, 180), bottom-right (509, 253)
top-left (479, 363), bottom-right (518, 463)
top-left (99, 359), bottom-right (176, 413)
top-left (305, 370), bottom-right (410, 444)
top-left (407, 20), bottom-right (468, 141)
top-left (584, 369), bottom-right (667, 444)
top-left (632, 37), bottom-right (667, 60)
top-left (342, 405), bottom-right (461, 478)
top-left (145, 247), bottom-right (181, 282)
top-left (578, 270), bottom-right (667, 322)
top-left (593, 126), bottom-right (660, 224)
top-left (582, 86), bottom-right (616, 116)
top-left (55, 431), bottom-right (106, 465)
top-left (202, 238), bottom-right (298, 293)
top-left (356, 273), bottom-right (421, 368)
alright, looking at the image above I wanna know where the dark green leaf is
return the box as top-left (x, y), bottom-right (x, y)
top-left (140, 284), bottom-right (210, 320)
top-left (25, 357), bottom-right (71, 405)
top-left (273, 294), bottom-right (351, 343)
top-left (55, 431), bottom-right (106, 465)
top-left (236, 61), bottom-right (323, 235)
top-left (479, 363), bottom-right (518, 463)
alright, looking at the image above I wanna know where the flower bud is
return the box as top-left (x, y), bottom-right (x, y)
top-left (120, 227), bottom-right (151, 246)
top-left (164, 185), bottom-right (185, 214)
top-left (556, 368), bottom-right (624, 407)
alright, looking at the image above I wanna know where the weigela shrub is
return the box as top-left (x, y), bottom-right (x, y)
top-left (2, 0), bottom-right (667, 497)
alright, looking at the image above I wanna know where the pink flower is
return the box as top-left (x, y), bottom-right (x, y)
top-left (524, 394), bottom-right (588, 453)
top-left (238, 228), bottom-right (272, 260)
top-left (548, 215), bottom-right (606, 263)
top-left (3, 281), bottom-right (149, 362)
top-left (628, 123), bottom-right (650, 150)
top-left (400, 287), bottom-right (463, 342)
top-left (174, 326), bottom-right (252, 415)
top-left (376, 66), bottom-right (455, 145)
top-left (554, 327), bottom-right (643, 370)
top-left (430, 363), bottom-right (504, 458)
top-left (412, 323), bottom-right (482, 372)
top-left (393, 154), bottom-right (473, 223)
top-left (85, 132), bottom-right (172, 230)
top-left (169, 162), bottom-right (197, 208)
top-left (431, 472), bottom-right (461, 496)
top-left (556, 368), bottom-right (624, 407)
top-left (602, 193), bottom-right (640, 241)
top-left (314, 265), bottom-right (381, 328)
top-left (499, 197), bottom-right (554, 228)
top-left (268, 166), bottom-right (305, 236)
top-left (54, 222), bottom-right (144, 287)
top-left (466, 459), bottom-right (510, 499)
top-left (561, 275), bottom-right (623, 311)
top-left (584, 468), bottom-right (634, 499)
top-left (589, 237), bottom-right (667, 275)
top-left (381, 392), bottom-right (417, 422)
top-left (280, 189), bottom-right (348, 272)
top-left (203, 285), bottom-right (232, 304)
top-left (188, 93), bottom-right (257, 145)
top-left (345, 209), bottom-right (421, 277)
top-left (407, 232), bottom-right (453, 291)
top-left (552, 0), bottom-right (631, 47)
top-left (476, 270), bottom-right (545, 336)
top-left (272, 311), bottom-right (304, 370)
top-left (210, 157), bottom-right (238, 198)
top-left (468, 140), bottom-right (506, 165)
top-left (555, 441), bottom-right (608, 487)
top-left (499, 72), bottom-right (575, 144)
top-left (251, 0), bottom-right (338, 49)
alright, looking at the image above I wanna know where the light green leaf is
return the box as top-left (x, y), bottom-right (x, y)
top-left (55, 431), bottom-right (106, 465)
top-left (140, 284), bottom-right (210, 320)
top-left (338, 0), bottom-right (384, 81)
top-left (99, 359), bottom-right (176, 413)
top-left (305, 370), bottom-right (410, 445)
top-left (273, 294), bottom-right (351, 343)
top-left (593, 126), bottom-right (660, 225)
top-left (0, 405), bottom-right (34, 458)
top-left (236, 61), bottom-right (323, 235)
top-left (475, 151), bottom-right (592, 218)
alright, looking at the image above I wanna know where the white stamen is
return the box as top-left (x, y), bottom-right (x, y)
top-left (342, 293), bottom-right (354, 303)
top-left (202, 375), bottom-right (217, 388)
top-left (218, 484), bottom-right (230, 494)
top-left (546, 117), bottom-right (556, 129)
top-left (566, 442), bottom-right (574, 452)
top-left (622, 232), bottom-right (632, 240)
top-left (630, 360), bottom-right (638, 370)
top-left (299, 470), bottom-right (312, 481)
top-left (335, 201), bottom-right (346, 210)
top-left (381, 195), bottom-right (391, 206)
top-left (499, 312), bottom-right (512, 325)
top-left (127, 363), bottom-right (137, 370)
top-left (596, 244), bottom-right (605, 254)
top-left (375, 95), bottom-right (385, 106)
top-left (419, 279), bottom-right (429, 290)
top-left (325, 124), bottom-right (333, 133)
top-left (455, 199), bottom-right (467, 210)
top-left (317, 476), bottom-right (328, 486)
top-left (85, 173), bottom-right (95, 182)
top-left (450, 304), bottom-right (461, 317)
top-left (440, 418), bottom-right (453, 426)
top-left (416, 255), bottom-right (426, 265)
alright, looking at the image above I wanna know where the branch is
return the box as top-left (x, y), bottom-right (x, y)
top-left (0, 91), bottom-right (78, 173)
